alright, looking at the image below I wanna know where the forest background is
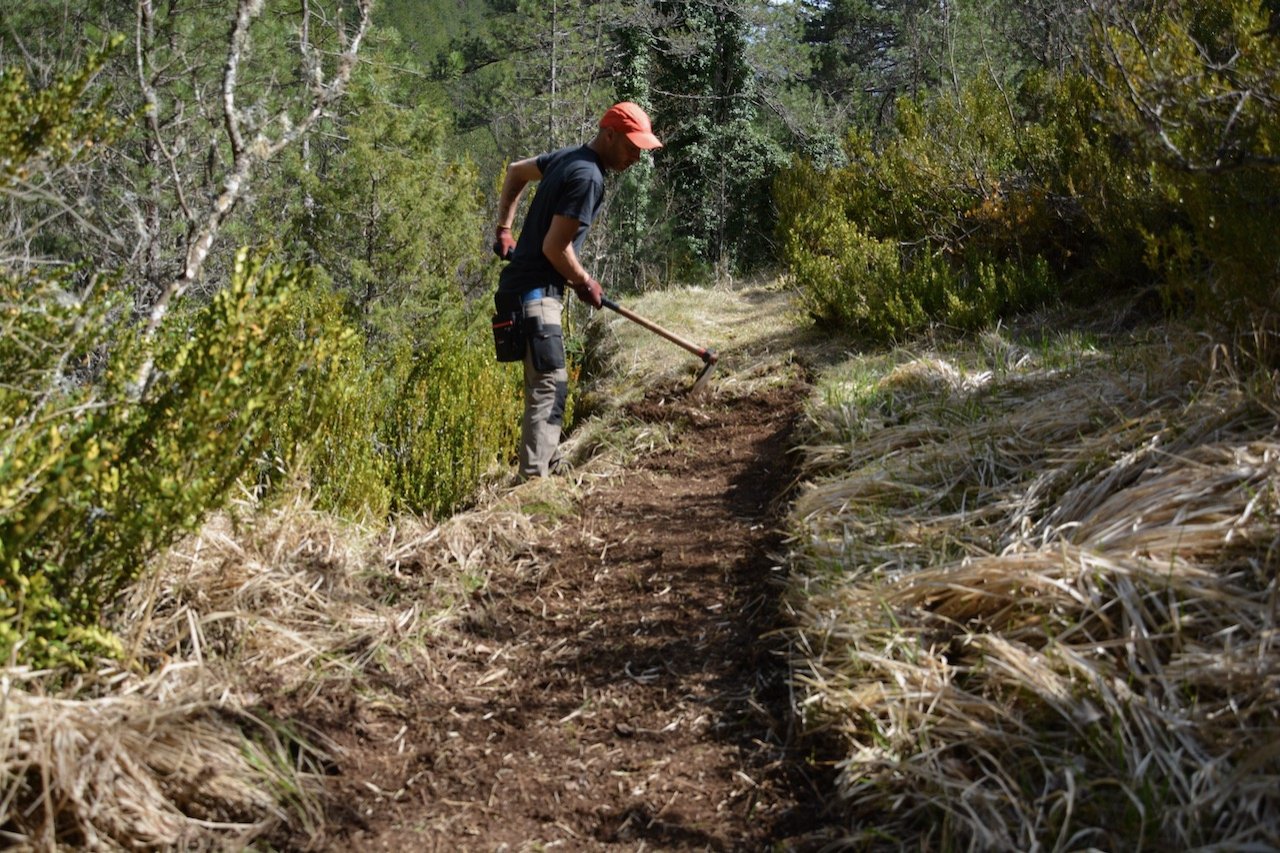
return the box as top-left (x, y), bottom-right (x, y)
top-left (2, 0), bottom-right (1278, 694)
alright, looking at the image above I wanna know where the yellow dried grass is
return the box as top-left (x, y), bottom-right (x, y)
top-left (2, 479), bottom-right (551, 849)
top-left (1, 673), bottom-right (317, 849)
top-left (788, 329), bottom-right (1280, 848)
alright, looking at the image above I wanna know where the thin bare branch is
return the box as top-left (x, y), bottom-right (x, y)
top-left (135, 0), bottom-right (193, 224)
top-left (135, 0), bottom-right (373, 393)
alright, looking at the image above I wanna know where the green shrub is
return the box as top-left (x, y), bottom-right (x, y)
top-left (776, 77), bottom-right (1061, 342)
top-left (244, 58), bottom-right (524, 520)
top-left (2, 254), bottom-right (526, 668)
top-left (381, 318), bottom-right (522, 519)
top-left (264, 286), bottom-right (394, 520)
top-left (0, 35), bottom-right (548, 670)
top-left (778, 0), bottom-right (1280, 349)
top-left (0, 39), bottom-right (123, 182)
top-left (1, 250), bottom-right (322, 667)
top-left (263, 296), bottom-right (523, 523)
top-left (773, 189), bottom-right (920, 338)
top-left (1093, 0), bottom-right (1280, 339)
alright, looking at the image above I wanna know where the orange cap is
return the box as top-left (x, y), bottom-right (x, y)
top-left (599, 102), bottom-right (662, 150)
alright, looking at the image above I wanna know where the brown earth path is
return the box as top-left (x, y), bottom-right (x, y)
top-left (308, 381), bottom-right (839, 851)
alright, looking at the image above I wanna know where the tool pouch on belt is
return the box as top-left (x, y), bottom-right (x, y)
top-left (491, 292), bottom-right (524, 362)
top-left (524, 314), bottom-right (565, 373)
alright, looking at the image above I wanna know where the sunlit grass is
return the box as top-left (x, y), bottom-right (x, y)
top-left (787, 317), bottom-right (1280, 848)
top-left (565, 276), bottom-right (838, 474)
top-left (579, 276), bottom-right (829, 403)
top-left (0, 479), bottom-right (552, 846)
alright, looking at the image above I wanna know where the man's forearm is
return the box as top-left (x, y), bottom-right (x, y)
top-left (496, 178), bottom-right (526, 229)
top-left (544, 241), bottom-right (590, 286)
top-left (542, 214), bottom-right (593, 285)
top-left (544, 238), bottom-right (602, 308)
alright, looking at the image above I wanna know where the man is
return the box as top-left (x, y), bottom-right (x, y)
top-left (492, 102), bottom-right (662, 479)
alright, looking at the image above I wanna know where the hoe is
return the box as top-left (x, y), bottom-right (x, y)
top-left (601, 297), bottom-right (718, 396)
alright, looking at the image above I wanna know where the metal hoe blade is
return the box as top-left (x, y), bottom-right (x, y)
top-left (688, 350), bottom-right (718, 397)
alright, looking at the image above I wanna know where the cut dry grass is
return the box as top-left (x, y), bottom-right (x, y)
top-left (787, 321), bottom-right (1280, 849)
top-left (1, 674), bottom-right (324, 850)
top-left (0, 482), bottom-right (549, 849)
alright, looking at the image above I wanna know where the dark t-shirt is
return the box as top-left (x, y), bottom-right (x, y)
top-left (497, 144), bottom-right (605, 295)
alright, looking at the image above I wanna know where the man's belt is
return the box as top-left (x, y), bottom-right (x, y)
top-left (522, 284), bottom-right (564, 302)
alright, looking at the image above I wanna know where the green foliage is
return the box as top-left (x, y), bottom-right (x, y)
top-left (0, 10), bottom-right (526, 671)
top-left (276, 58), bottom-right (483, 336)
top-left (799, 0), bottom-right (1054, 128)
top-left (381, 321), bottom-right (523, 519)
top-left (776, 77), bottom-right (1058, 341)
top-left (1, 250), bottom-right (321, 667)
top-left (1092, 0), bottom-right (1280, 342)
top-left (650, 0), bottom-right (787, 274)
top-left (0, 38), bottom-right (123, 184)
top-left (1, 242), bottom-right (522, 668)
top-left (263, 292), bottom-right (523, 523)
top-left (265, 287), bottom-right (394, 520)
top-left (257, 56), bottom-right (522, 521)
top-left (779, 0), bottom-right (1280, 347)
top-left (772, 190), bottom-right (914, 339)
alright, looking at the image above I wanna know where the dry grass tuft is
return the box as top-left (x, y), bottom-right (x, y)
top-left (2, 480), bottom-right (550, 848)
top-left (1, 671), bottom-right (324, 849)
top-left (788, 324), bottom-right (1280, 849)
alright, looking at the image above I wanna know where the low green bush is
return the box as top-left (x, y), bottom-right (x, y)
top-left (262, 288), bottom-right (523, 522)
top-left (381, 321), bottom-right (522, 519)
top-left (777, 0), bottom-right (1279, 350)
top-left (775, 77), bottom-right (1059, 341)
top-left (2, 252), bottom-right (522, 669)
top-left (264, 285), bottom-right (394, 520)
top-left (1, 250), bottom-right (321, 667)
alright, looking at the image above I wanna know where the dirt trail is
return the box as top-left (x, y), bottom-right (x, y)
top-left (310, 382), bottom-right (836, 851)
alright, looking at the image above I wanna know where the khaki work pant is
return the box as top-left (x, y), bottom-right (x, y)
top-left (519, 296), bottom-right (568, 478)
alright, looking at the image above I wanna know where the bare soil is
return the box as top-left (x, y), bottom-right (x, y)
top-left (292, 381), bottom-right (839, 851)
